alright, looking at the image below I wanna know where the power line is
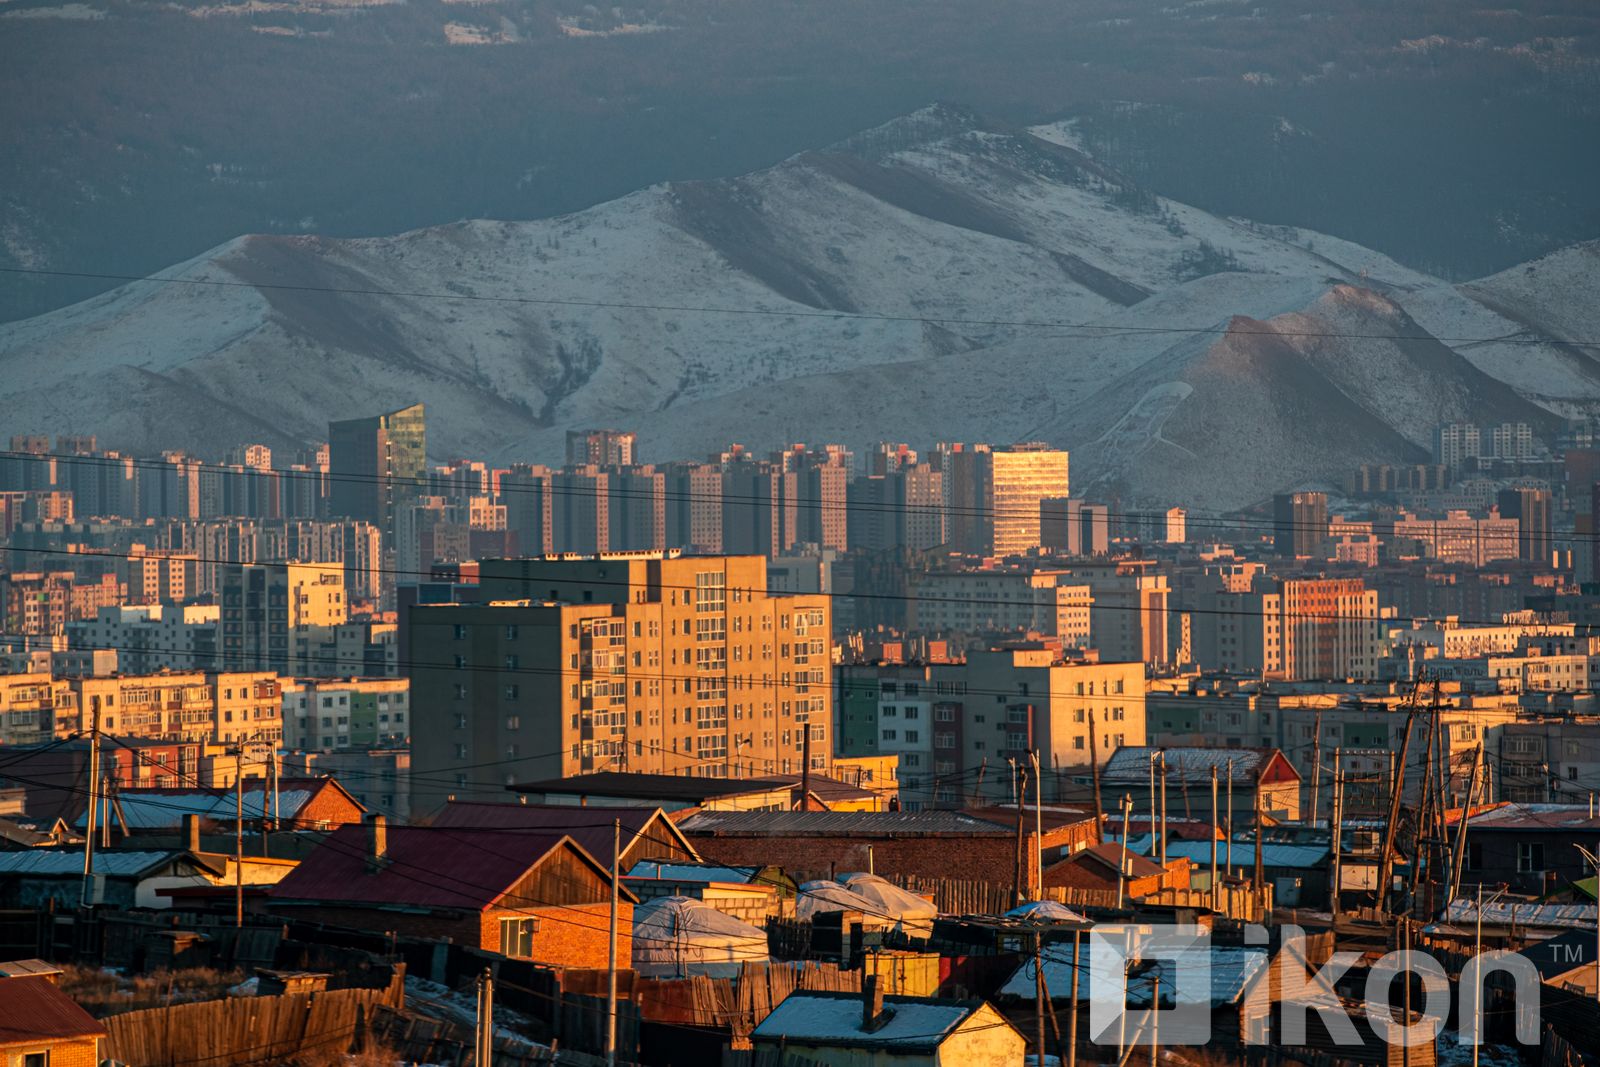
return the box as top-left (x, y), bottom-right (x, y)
top-left (2, 264), bottom-right (1590, 346)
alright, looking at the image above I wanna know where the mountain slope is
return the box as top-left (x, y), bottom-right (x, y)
top-left (0, 104), bottom-right (1594, 506)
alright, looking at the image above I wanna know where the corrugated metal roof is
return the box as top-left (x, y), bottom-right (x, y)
top-left (626, 861), bottom-right (762, 885)
top-left (1103, 748), bottom-right (1275, 783)
top-left (1001, 938), bottom-right (1268, 1007)
top-left (1461, 803), bottom-right (1600, 831)
top-left (678, 810), bottom-right (1012, 836)
top-left (1444, 900), bottom-right (1598, 931)
top-left (82, 790), bottom-right (315, 831)
top-left (752, 992), bottom-right (984, 1051)
top-left (269, 826), bottom-right (608, 911)
top-left (1164, 841), bottom-right (1329, 869)
top-left (431, 802), bottom-right (697, 863)
top-left (0, 850), bottom-right (184, 878)
top-left (0, 976), bottom-right (105, 1044)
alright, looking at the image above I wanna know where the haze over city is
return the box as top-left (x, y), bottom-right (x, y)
top-left (1, 1), bottom-right (1599, 1064)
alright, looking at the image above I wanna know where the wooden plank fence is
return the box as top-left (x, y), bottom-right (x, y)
top-left (101, 973), bottom-right (404, 1066)
top-left (636, 960), bottom-right (862, 1045)
top-left (893, 876), bottom-right (1272, 919)
top-left (369, 1005), bottom-right (611, 1067)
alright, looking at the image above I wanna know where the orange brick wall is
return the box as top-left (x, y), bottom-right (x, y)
top-left (0, 1036), bottom-right (102, 1066)
top-left (479, 901), bottom-right (632, 970)
top-left (688, 833), bottom-right (1035, 889)
top-left (287, 785), bottom-right (366, 829)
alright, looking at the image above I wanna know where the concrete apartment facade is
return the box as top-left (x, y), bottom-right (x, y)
top-left (407, 553), bottom-right (832, 808)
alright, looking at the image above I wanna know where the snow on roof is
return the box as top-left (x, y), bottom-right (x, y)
top-left (1103, 748), bottom-right (1278, 783)
top-left (1444, 900), bottom-right (1598, 931)
top-left (752, 991), bottom-right (986, 1051)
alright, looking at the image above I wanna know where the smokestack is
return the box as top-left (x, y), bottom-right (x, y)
top-left (183, 813), bottom-right (201, 854)
top-left (365, 813), bottom-right (388, 871)
top-left (862, 975), bottom-right (886, 1031)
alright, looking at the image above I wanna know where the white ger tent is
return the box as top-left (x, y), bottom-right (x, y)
top-left (839, 873), bottom-right (939, 936)
top-left (631, 895), bottom-right (769, 978)
top-left (1004, 900), bottom-right (1087, 923)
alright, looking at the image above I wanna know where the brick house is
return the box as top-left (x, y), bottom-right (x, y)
top-left (1042, 842), bottom-right (1190, 898)
top-left (0, 974), bottom-right (106, 1066)
top-left (267, 816), bottom-right (636, 968)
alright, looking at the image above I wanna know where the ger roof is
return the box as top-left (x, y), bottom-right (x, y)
top-left (269, 825), bottom-right (633, 911)
top-left (678, 810), bottom-right (1016, 837)
top-left (430, 801), bottom-right (699, 862)
top-left (752, 991), bottom-right (1002, 1052)
top-left (0, 976), bottom-right (105, 1045)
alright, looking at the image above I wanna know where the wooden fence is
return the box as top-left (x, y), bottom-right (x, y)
top-left (369, 1005), bottom-right (611, 1067)
top-left (894, 877), bottom-right (1272, 920)
top-left (636, 960), bottom-right (862, 1045)
top-left (1545, 1022), bottom-right (1598, 1067)
top-left (100, 973), bottom-right (405, 1066)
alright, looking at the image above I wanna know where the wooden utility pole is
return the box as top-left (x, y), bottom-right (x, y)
top-left (1034, 930), bottom-right (1047, 1067)
top-left (1116, 795), bottom-right (1133, 909)
top-left (1209, 766), bottom-right (1219, 911)
top-left (1158, 753), bottom-right (1168, 867)
top-left (1088, 714), bottom-right (1103, 841)
top-left (1014, 766), bottom-right (1029, 908)
top-left (1449, 747), bottom-right (1482, 905)
top-left (1378, 681), bottom-right (1424, 913)
top-left (1148, 753), bottom-right (1157, 857)
top-left (1329, 767), bottom-right (1345, 917)
top-left (1067, 929), bottom-right (1081, 1067)
top-left (606, 817), bottom-right (620, 1067)
top-left (1031, 749), bottom-right (1044, 900)
top-left (1253, 766), bottom-right (1265, 910)
top-left (235, 758), bottom-right (244, 929)
top-left (80, 703), bottom-right (100, 910)
top-left (475, 968), bottom-right (494, 1065)
top-left (1309, 707), bottom-right (1324, 825)
top-left (1225, 759), bottom-right (1234, 877)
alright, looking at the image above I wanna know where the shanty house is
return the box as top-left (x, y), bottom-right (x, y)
top-left (267, 816), bottom-right (636, 968)
top-left (751, 982), bottom-right (1024, 1066)
top-left (1102, 747), bottom-right (1302, 821)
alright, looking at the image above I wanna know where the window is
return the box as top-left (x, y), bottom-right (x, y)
top-left (500, 917), bottom-right (538, 958)
top-left (1465, 842), bottom-right (1483, 871)
top-left (1517, 842), bottom-right (1545, 872)
top-left (505, 625), bottom-right (519, 640)
top-left (453, 624), bottom-right (467, 640)
top-left (23, 1052), bottom-right (48, 1067)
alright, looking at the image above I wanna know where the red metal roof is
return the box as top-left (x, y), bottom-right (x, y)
top-left (428, 802), bottom-right (697, 862)
top-left (268, 825), bottom-right (607, 911)
top-left (0, 976), bottom-right (105, 1045)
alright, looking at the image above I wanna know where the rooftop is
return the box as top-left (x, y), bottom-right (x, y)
top-left (509, 772), bottom-right (789, 804)
top-left (0, 976), bottom-right (105, 1045)
top-left (678, 810), bottom-right (1020, 837)
top-left (752, 992), bottom-right (998, 1052)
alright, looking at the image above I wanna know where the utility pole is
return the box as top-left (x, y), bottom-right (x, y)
top-left (1031, 749), bottom-right (1044, 901)
top-left (1309, 707), bottom-right (1323, 825)
top-left (475, 968), bottom-right (494, 1065)
top-left (1150, 971), bottom-right (1160, 1067)
top-left (1378, 681), bottom-right (1424, 914)
top-left (1449, 746), bottom-right (1482, 906)
top-left (235, 755), bottom-right (244, 929)
top-left (1013, 766), bottom-right (1029, 908)
top-left (1209, 766), bottom-right (1219, 912)
top-left (606, 817), bottom-right (620, 1067)
top-left (1067, 928), bottom-right (1081, 1067)
top-left (1116, 795), bottom-right (1133, 909)
top-left (1330, 766), bottom-right (1345, 918)
top-left (1088, 712), bottom-right (1103, 842)
top-left (1034, 930), bottom-right (1047, 1067)
top-left (1148, 752), bottom-right (1157, 857)
top-left (80, 703), bottom-right (100, 910)
top-left (1225, 759), bottom-right (1234, 878)
top-left (1253, 766), bottom-right (1265, 913)
top-left (1158, 752), bottom-right (1168, 867)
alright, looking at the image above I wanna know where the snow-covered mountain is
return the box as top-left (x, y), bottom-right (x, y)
top-left (1, 104), bottom-right (1595, 508)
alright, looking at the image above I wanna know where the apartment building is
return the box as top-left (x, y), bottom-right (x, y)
top-left (0, 673), bottom-right (73, 746)
top-left (905, 570), bottom-right (1092, 645)
top-left (68, 604), bottom-right (220, 674)
top-left (407, 553), bottom-right (832, 806)
top-left (219, 562), bottom-right (348, 675)
top-left (281, 677), bottom-right (411, 751)
top-left (64, 671), bottom-right (282, 745)
top-left (1497, 718), bottom-right (1600, 803)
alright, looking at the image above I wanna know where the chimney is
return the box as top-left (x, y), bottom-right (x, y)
top-left (861, 975), bottom-right (886, 1032)
top-left (183, 813), bottom-right (201, 854)
top-left (365, 813), bottom-right (388, 871)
